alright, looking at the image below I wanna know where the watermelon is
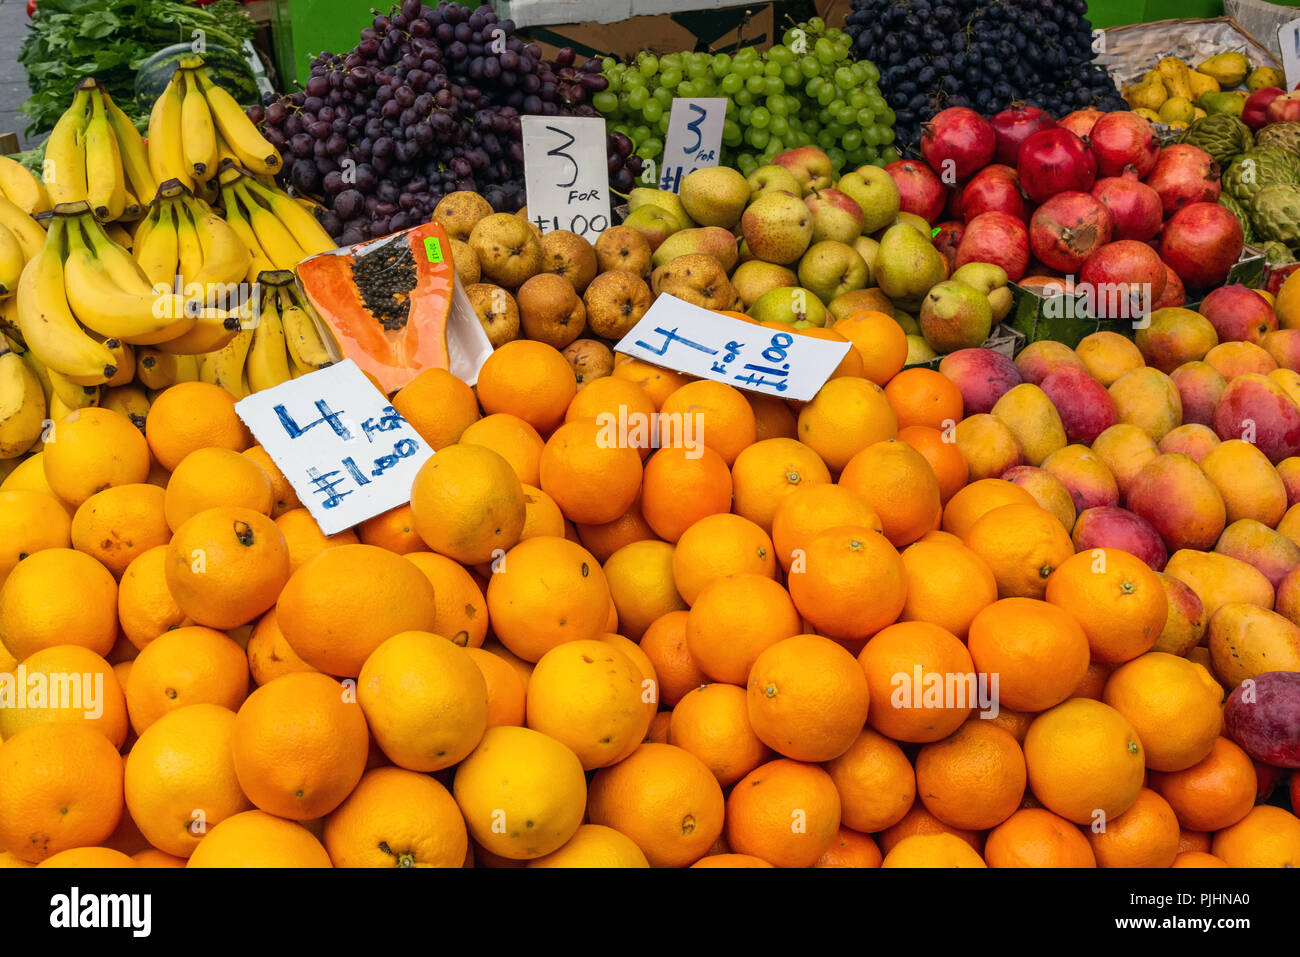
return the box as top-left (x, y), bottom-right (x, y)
top-left (134, 43), bottom-right (259, 112)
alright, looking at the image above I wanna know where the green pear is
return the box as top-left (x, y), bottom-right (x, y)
top-left (651, 226), bottom-right (740, 271)
top-left (905, 334), bottom-right (939, 365)
top-left (797, 241), bottom-right (868, 306)
top-left (680, 166), bottom-right (750, 229)
top-left (747, 164), bottom-right (802, 202)
top-left (622, 205), bottom-right (684, 251)
top-left (627, 187), bottom-right (693, 229)
top-left (852, 235), bottom-right (880, 278)
top-left (836, 165), bottom-right (901, 233)
top-left (749, 286), bottom-right (827, 327)
top-left (950, 262), bottom-right (1008, 294)
top-left (892, 309), bottom-right (921, 336)
top-left (828, 287), bottom-right (893, 321)
top-left (919, 280), bottom-right (993, 353)
top-left (732, 260), bottom-right (798, 308)
top-left (875, 223), bottom-right (948, 311)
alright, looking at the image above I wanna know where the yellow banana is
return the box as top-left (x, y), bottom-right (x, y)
top-left (135, 347), bottom-right (178, 390)
top-left (199, 328), bottom-right (253, 399)
top-left (15, 218), bottom-right (116, 384)
top-left (195, 69), bottom-right (282, 176)
top-left (43, 88), bottom-right (91, 206)
top-left (0, 339), bottom-right (47, 459)
top-left (120, 186), bottom-right (142, 223)
top-left (241, 178), bottom-right (336, 256)
top-left (100, 382), bottom-right (151, 430)
top-left (245, 287), bottom-right (291, 392)
top-left (101, 339), bottom-right (135, 387)
top-left (180, 71), bottom-right (219, 182)
top-left (147, 75), bottom-right (192, 193)
top-left (101, 89), bottom-right (157, 205)
top-left (105, 220), bottom-right (134, 249)
top-left (0, 196), bottom-right (47, 262)
top-left (80, 216), bottom-right (153, 294)
top-left (85, 87), bottom-right (126, 223)
top-left (174, 199), bottom-right (205, 288)
top-left (184, 194), bottom-right (250, 292)
top-left (220, 190), bottom-right (275, 281)
top-left (134, 202), bottom-right (180, 287)
top-left (280, 294), bottom-right (334, 370)
top-left (0, 223), bottom-right (24, 298)
top-left (0, 156), bottom-right (51, 215)
top-left (0, 293), bottom-right (20, 343)
top-left (213, 127), bottom-right (239, 172)
top-left (233, 181), bottom-right (305, 270)
top-left (155, 307), bottom-right (242, 355)
top-left (46, 365), bottom-right (101, 409)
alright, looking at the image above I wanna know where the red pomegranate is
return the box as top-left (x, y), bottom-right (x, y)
top-left (946, 181), bottom-right (965, 220)
top-left (1150, 264), bottom-right (1185, 309)
top-left (1057, 107), bottom-right (1104, 140)
top-left (920, 107), bottom-right (997, 183)
top-left (884, 159), bottom-right (948, 223)
top-left (960, 164), bottom-right (1027, 222)
top-left (932, 220), bottom-right (965, 273)
top-left (1159, 202), bottom-right (1244, 291)
top-left (1079, 240), bottom-right (1167, 319)
top-left (1029, 191), bottom-right (1114, 273)
top-left (989, 103), bottom-right (1057, 167)
top-left (1244, 87), bottom-right (1284, 130)
top-left (1091, 174), bottom-right (1163, 242)
top-left (1267, 91), bottom-right (1300, 124)
top-left (1088, 111), bottom-right (1160, 178)
top-left (955, 210), bottom-right (1030, 281)
top-left (1018, 128), bottom-right (1097, 204)
top-left (1144, 144), bottom-right (1220, 218)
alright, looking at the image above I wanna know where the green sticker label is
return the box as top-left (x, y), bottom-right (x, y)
top-left (424, 237), bottom-right (443, 263)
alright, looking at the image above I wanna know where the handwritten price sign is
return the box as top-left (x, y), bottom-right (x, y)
top-left (521, 115), bottom-right (611, 241)
top-left (614, 294), bottom-right (850, 401)
top-left (234, 360), bottom-right (434, 535)
top-left (1282, 19), bottom-right (1300, 92)
top-left (659, 97), bottom-right (727, 193)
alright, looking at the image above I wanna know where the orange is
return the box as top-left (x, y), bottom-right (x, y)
top-left (897, 425), bottom-right (969, 503)
top-left (564, 376), bottom-right (657, 459)
top-left (941, 478), bottom-right (1036, 538)
top-left (232, 672), bottom-right (369, 820)
top-left (824, 727), bottom-right (917, 833)
top-left (1087, 787), bottom-right (1180, 868)
top-left (464, 646), bottom-right (527, 728)
top-left (770, 483), bottom-right (881, 573)
top-left (163, 448), bottom-right (273, 531)
top-left (1179, 829), bottom-right (1213, 854)
top-left (526, 824), bottom-right (651, 868)
top-left (323, 766), bottom-right (467, 868)
top-left (410, 443), bottom-right (525, 564)
top-left (36, 847), bottom-right (136, 868)
top-left (124, 625), bottom-right (248, 734)
top-left (1103, 652), bottom-right (1222, 772)
top-left (1172, 851), bottom-right (1229, 867)
top-left (587, 742), bottom-right (725, 868)
top-left (839, 439), bottom-right (942, 547)
top-left (748, 393), bottom-right (798, 441)
top-left (0, 645), bottom-right (127, 747)
top-left (133, 849), bottom-right (186, 867)
top-left (453, 726), bottom-right (587, 860)
top-left (0, 489), bottom-right (71, 586)
top-left (963, 503), bottom-right (1074, 599)
top-left (814, 827), bottom-right (883, 868)
top-left (575, 496), bottom-right (657, 562)
top-left (405, 552), bottom-right (489, 649)
top-left (858, 621), bottom-right (975, 743)
top-left (671, 513), bottom-right (775, 604)
top-left (240, 445), bottom-right (300, 517)
top-left (144, 382), bottom-right (251, 472)
top-left (539, 418), bottom-right (643, 525)
top-left (885, 367), bottom-right (965, 430)
top-left (44, 407), bottom-right (152, 506)
top-left (788, 525), bottom-right (906, 645)
top-left (639, 610), bottom-right (706, 707)
top-left (685, 573), bottom-right (801, 685)
top-left (276, 543), bottom-right (439, 677)
top-left (1072, 660), bottom-right (1115, 701)
top-left (1151, 737), bottom-right (1257, 832)
top-left (0, 548), bottom-right (117, 659)
top-left (1045, 548), bottom-right (1168, 664)
top-left (458, 413), bottom-right (545, 485)
top-left (68, 483), bottom-right (169, 578)
top-left (610, 358), bottom-right (690, 409)
top-left (245, 606), bottom-right (317, 686)
top-left (0, 724), bottom-right (124, 862)
top-left (186, 810), bottom-right (332, 867)
top-left (599, 633), bottom-right (658, 722)
top-left (123, 703), bottom-right (249, 858)
top-left (359, 631), bottom-right (488, 771)
top-left (725, 759), bottom-right (841, 869)
top-left (730, 438), bottom-right (831, 533)
top-left (1211, 805), bottom-right (1300, 867)
top-left (117, 545), bottom-right (190, 650)
top-left (899, 539), bottom-right (998, 640)
top-left (645, 711), bottom-right (672, 744)
top-left (966, 598), bottom-right (1091, 713)
top-left (485, 536), bottom-right (610, 662)
top-left (668, 682), bottom-right (770, 787)
top-left (796, 377), bottom-right (898, 472)
top-left (657, 380), bottom-right (756, 467)
top-left (164, 506), bottom-right (289, 630)
top-left (878, 804), bottom-right (983, 856)
top-left (984, 808), bottom-right (1096, 867)
top-left (274, 507), bottom-right (359, 573)
top-left (391, 367), bottom-right (481, 450)
top-left (746, 634), bottom-right (870, 762)
top-left (525, 638), bottom-right (649, 769)
top-left (476, 339), bottom-right (576, 434)
top-left (481, 638), bottom-right (534, 694)
top-left (357, 503), bottom-right (427, 554)
top-left (881, 833), bottom-right (987, 868)
top-left (1023, 698), bottom-right (1146, 825)
top-left (640, 445), bottom-right (733, 543)
top-left (603, 540), bottom-right (687, 641)
top-left (915, 720), bottom-right (1027, 831)
top-left (518, 483), bottom-right (566, 540)
top-left (690, 853), bottom-right (774, 868)
top-left (832, 310), bottom-right (907, 384)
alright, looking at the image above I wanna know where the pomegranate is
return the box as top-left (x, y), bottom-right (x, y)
top-left (884, 159), bottom-right (948, 224)
top-left (1267, 91), bottom-right (1300, 124)
top-left (960, 164), bottom-right (1027, 222)
top-left (1159, 202), bottom-right (1244, 291)
top-left (955, 211), bottom-right (1030, 281)
top-left (1088, 110), bottom-right (1160, 178)
top-left (1079, 240), bottom-right (1167, 319)
top-left (1018, 128), bottom-right (1097, 204)
top-left (946, 181), bottom-right (965, 220)
top-left (1058, 107), bottom-right (1104, 140)
top-left (1244, 87), bottom-right (1284, 130)
top-left (932, 220), bottom-right (965, 273)
top-left (1150, 265), bottom-right (1185, 309)
top-left (990, 103), bottom-right (1057, 167)
top-left (1144, 144), bottom-right (1219, 217)
top-left (920, 107), bottom-right (997, 183)
top-left (1091, 174), bottom-right (1163, 242)
top-left (1030, 191), bottom-right (1114, 273)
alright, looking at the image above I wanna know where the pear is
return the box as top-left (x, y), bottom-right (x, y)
top-left (875, 223), bottom-right (948, 311)
top-left (835, 165), bottom-right (901, 233)
top-left (797, 240), bottom-right (868, 305)
top-left (749, 286), bottom-right (827, 327)
top-left (1197, 52), bottom-right (1249, 89)
top-left (650, 226), bottom-right (739, 271)
top-left (905, 335), bottom-right (939, 365)
top-left (680, 167), bottom-right (750, 229)
top-left (892, 309), bottom-right (921, 335)
top-left (919, 280), bottom-right (993, 353)
top-left (732, 260), bottom-right (798, 309)
top-left (627, 187), bottom-right (693, 229)
top-left (828, 287), bottom-right (893, 321)
top-left (1200, 91), bottom-right (1245, 117)
top-left (951, 262), bottom-right (1013, 322)
top-left (1158, 96), bottom-right (1195, 124)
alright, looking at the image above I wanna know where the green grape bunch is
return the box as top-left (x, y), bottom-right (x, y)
top-left (593, 18), bottom-right (900, 188)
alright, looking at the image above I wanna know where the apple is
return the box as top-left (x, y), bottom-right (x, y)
top-left (1245, 87), bottom-right (1284, 129)
top-left (772, 147), bottom-right (834, 195)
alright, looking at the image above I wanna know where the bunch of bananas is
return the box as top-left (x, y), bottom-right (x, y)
top-left (218, 167), bottom-right (336, 275)
top-left (0, 156), bottom-right (50, 216)
top-left (200, 270), bottom-right (334, 399)
top-left (0, 334), bottom-right (47, 461)
top-left (0, 195), bottom-right (46, 301)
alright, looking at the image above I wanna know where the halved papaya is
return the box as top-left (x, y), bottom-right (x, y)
top-left (297, 222), bottom-right (455, 393)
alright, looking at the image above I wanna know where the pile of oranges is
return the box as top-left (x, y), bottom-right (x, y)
top-left (0, 306), bottom-right (1297, 868)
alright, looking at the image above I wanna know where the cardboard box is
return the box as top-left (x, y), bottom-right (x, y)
top-left (524, 4), bottom-right (777, 59)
